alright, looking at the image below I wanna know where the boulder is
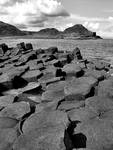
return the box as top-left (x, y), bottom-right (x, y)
top-left (0, 43), bottom-right (8, 54)
top-left (25, 43), bottom-right (33, 50)
top-left (17, 42), bottom-right (25, 51)
top-left (73, 47), bottom-right (83, 60)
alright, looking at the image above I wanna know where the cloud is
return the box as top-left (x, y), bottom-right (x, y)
top-left (37, 0), bottom-right (69, 17)
top-left (70, 14), bottom-right (108, 22)
top-left (0, 0), bottom-right (113, 38)
top-left (83, 22), bottom-right (100, 30)
top-left (0, 0), bottom-right (69, 30)
top-left (0, 0), bottom-right (9, 5)
top-left (108, 17), bottom-right (113, 22)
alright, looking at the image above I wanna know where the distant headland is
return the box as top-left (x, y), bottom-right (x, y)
top-left (0, 21), bottom-right (102, 40)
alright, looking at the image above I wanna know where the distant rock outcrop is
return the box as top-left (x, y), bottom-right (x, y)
top-left (63, 24), bottom-right (101, 39)
top-left (32, 24), bottom-right (102, 39)
top-left (37, 28), bottom-right (60, 35)
top-left (0, 21), bottom-right (102, 39)
top-left (0, 21), bottom-right (25, 36)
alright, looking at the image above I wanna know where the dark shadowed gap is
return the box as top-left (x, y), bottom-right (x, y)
top-left (12, 76), bottom-right (28, 89)
top-left (65, 121), bottom-right (87, 150)
top-left (19, 105), bottom-right (36, 133)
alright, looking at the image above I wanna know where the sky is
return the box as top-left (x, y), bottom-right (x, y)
top-left (0, 0), bottom-right (113, 38)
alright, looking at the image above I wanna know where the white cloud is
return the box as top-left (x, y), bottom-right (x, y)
top-left (0, 0), bottom-right (69, 30)
top-left (83, 21), bottom-right (100, 30)
top-left (108, 16), bottom-right (113, 22)
top-left (0, 0), bottom-right (113, 38)
top-left (37, 0), bottom-right (69, 16)
top-left (70, 14), bottom-right (107, 22)
top-left (0, 0), bottom-right (9, 5)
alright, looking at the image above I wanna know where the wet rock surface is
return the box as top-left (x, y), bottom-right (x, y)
top-left (0, 43), bottom-right (113, 150)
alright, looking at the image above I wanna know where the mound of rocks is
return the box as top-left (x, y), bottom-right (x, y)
top-left (0, 42), bottom-right (113, 150)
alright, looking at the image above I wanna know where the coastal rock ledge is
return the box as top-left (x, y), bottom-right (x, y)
top-left (0, 42), bottom-right (113, 150)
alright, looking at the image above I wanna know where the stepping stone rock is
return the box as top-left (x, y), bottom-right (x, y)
top-left (42, 87), bottom-right (64, 102)
top-left (13, 110), bottom-right (71, 150)
top-left (68, 107), bottom-right (98, 122)
top-left (22, 70), bottom-right (43, 82)
top-left (13, 123), bottom-right (69, 150)
top-left (0, 127), bottom-right (19, 150)
top-left (0, 65), bottom-right (29, 89)
top-left (39, 72), bottom-right (55, 83)
top-left (19, 51), bottom-right (37, 64)
top-left (3, 82), bottom-right (42, 97)
top-left (0, 95), bottom-right (15, 109)
top-left (62, 63), bottom-right (83, 77)
top-left (16, 94), bottom-right (41, 107)
top-left (58, 100), bottom-right (85, 112)
top-left (84, 69), bottom-right (106, 81)
top-left (85, 96), bottom-right (113, 114)
top-left (97, 78), bottom-right (113, 98)
top-left (0, 102), bottom-right (30, 119)
top-left (22, 110), bottom-right (69, 133)
top-left (74, 116), bottom-right (113, 150)
top-left (64, 77), bottom-right (97, 100)
top-left (0, 117), bottom-right (18, 128)
top-left (46, 81), bottom-right (66, 91)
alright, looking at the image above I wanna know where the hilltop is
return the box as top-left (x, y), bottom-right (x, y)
top-left (0, 21), bottom-right (102, 39)
top-left (0, 21), bottom-right (25, 36)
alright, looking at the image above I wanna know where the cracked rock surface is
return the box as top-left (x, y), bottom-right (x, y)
top-left (0, 42), bottom-right (113, 150)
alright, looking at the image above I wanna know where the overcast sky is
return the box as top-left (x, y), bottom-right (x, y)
top-left (0, 0), bottom-right (113, 38)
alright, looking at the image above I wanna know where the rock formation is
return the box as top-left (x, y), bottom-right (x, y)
top-left (0, 21), bottom-right (101, 39)
top-left (0, 42), bottom-right (112, 150)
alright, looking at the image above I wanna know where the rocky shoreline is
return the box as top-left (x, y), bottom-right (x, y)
top-left (0, 42), bottom-right (113, 150)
